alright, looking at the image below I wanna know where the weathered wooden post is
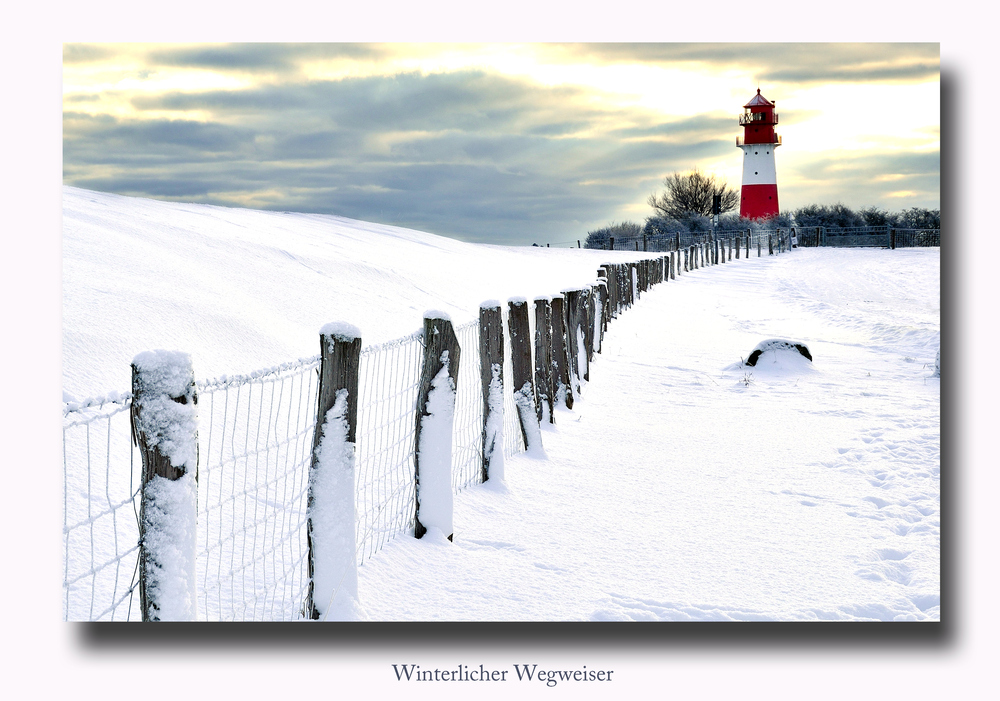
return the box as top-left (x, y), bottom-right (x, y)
top-left (745, 234), bottom-right (750, 258)
top-left (768, 233), bottom-right (774, 255)
top-left (609, 236), bottom-right (615, 251)
top-left (670, 251), bottom-right (676, 280)
top-left (479, 302), bottom-right (504, 481)
top-left (414, 313), bottom-right (460, 541)
top-left (599, 266), bottom-right (613, 323)
top-left (601, 264), bottom-right (617, 320)
top-left (533, 297), bottom-right (555, 424)
top-left (550, 294), bottom-right (573, 410)
top-left (890, 228), bottom-right (896, 249)
top-left (584, 286), bottom-right (596, 373)
top-left (131, 350), bottom-right (199, 622)
top-left (757, 236), bottom-right (762, 257)
top-left (643, 231), bottom-right (648, 252)
top-left (306, 324), bottom-right (362, 620)
top-left (564, 288), bottom-right (586, 396)
top-left (508, 299), bottom-right (541, 451)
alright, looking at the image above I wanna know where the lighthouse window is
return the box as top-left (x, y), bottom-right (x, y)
top-left (755, 171), bottom-right (758, 175)
top-left (754, 151), bottom-right (758, 155)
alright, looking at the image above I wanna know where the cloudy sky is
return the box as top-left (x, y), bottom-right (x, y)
top-left (63, 43), bottom-right (939, 246)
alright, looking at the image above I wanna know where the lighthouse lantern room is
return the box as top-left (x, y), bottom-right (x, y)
top-left (737, 89), bottom-right (781, 219)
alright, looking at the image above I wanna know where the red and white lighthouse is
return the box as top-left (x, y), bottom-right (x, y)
top-left (737, 89), bottom-right (781, 219)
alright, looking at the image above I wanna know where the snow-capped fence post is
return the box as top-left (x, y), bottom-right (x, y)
top-left (594, 277), bottom-right (608, 351)
top-left (414, 313), bottom-right (460, 540)
top-left (533, 297), bottom-right (555, 424)
top-left (550, 294), bottom-right (573, 410)
top-left (584, 287), bottom-right (596, 371)
top-left (670, 251), bottom-right (676, 279)
top-left (508, 299), bottom-right (541, 451)
top-left (563, 289), bottom-right (585, 396)
top-left (130, 350), bottom-right (199, 622)
top-left (479, 302), bottom-right (505, 481)
top-left (600, 265), bottom-right (615, 321)
top-left (305, 324), bottom-right (362, 620)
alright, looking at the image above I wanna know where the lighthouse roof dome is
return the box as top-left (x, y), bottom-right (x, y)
top-left (744, 89), bottom-right (774, 108)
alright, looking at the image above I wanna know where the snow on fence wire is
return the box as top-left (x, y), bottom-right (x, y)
top-left (354, 330), bottom-right (422, 564)
top-left (63, 394), bottom-right (141, 622)
top-left (195, 357), bottom-right (319, 622)
top-left (63, 245), bottom-right (790, 621)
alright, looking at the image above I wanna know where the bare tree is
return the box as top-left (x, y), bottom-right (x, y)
top-left (647, 170), bottom-right (739, 220)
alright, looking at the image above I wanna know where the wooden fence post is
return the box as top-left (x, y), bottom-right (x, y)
top-left (890, 228), bottom-right (896, 249)
top-left (768, 234), bottom-right (774, 255)
top-left (585, 286), bottom-right (597, 373)
top-left (306, 324), bottom-right (362, 620)
top-left (479, 303), bottom-right (504, 481)
top-left (533, 297), bottom-right (555, 424)
top-left (550, 294), bottom-right (573, 410)
top-left (131, 350), bottom-right (199, 622)
top-left (508, 299), bottom-right (541, 451)
top-left (601, 264), bottom-right (617, 320)
top-left (414, 313), bottom-right (460, 541)
top-left (600, 265), bottom-right (614, 321)
top-left (564, 288), bottom-right (586, 395)
top-left (670, 251), bottom-right (676, 280)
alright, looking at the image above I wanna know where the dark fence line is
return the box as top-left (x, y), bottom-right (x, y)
top-left (590, 225), bottom-right (940, 252)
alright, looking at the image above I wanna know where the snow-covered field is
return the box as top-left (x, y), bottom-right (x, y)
top-left (62, 187), bottom-right (939, 622)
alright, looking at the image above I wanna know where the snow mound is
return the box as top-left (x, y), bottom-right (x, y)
top-left (745, 339), bottom-right (812, 367)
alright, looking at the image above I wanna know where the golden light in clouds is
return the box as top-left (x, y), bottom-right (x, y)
top-left (62, 43), bottom-right (938, 242)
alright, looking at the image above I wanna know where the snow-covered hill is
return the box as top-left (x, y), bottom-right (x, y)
top-left (62, 186), bottom-right (621, 398)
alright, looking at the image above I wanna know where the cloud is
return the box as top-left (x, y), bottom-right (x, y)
top-left (64, 68), bottom-right (721, 243)
top-left (62, 44), bottom-right (940, 244)
top-left (545, 43), bottom-right (940, 85)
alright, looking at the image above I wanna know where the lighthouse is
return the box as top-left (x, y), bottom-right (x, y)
top-left (737, 89), bottom-right (781, 219)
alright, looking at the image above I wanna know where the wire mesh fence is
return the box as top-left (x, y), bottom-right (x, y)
top-left (195, 357), bottom-right (319, 622)
top-left (63, 313), bottom-right (535, 620)
top-left (64, 247), bottom-right (735, 621)
top-left (355, 331), bottom-right (423, 565)
top-left (63, 395), bottom-right (141, 622)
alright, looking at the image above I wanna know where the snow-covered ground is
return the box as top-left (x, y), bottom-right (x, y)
top-left (62, 186), bottom-right (939, 622)
top-left (360, 247), bottom-right (940, 621)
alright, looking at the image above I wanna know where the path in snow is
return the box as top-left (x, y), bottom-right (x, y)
top-left (357, 248), bottom-right (940, 621)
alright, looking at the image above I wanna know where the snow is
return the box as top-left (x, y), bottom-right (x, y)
top-left (416, 356), bottom-right (457, 537)
top-left (319, 321), bottom-right (362, 341)
top-left (141, 473), bottom-right (198, 621)
top-left (309, 390), bottom-right (364, 621)
top-left (130, 349), bottom-right (198, 471)
top-left (483, 364), bottom-right (506, 483)
top-left (63, 187), bottom-right (939, 624)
